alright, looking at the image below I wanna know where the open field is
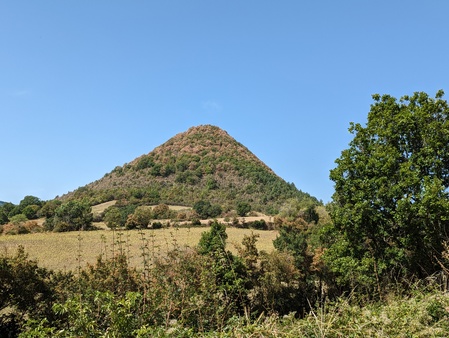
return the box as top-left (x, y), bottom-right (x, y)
top-left (91, 200), bottom-right (117, 215)
top-left (0, 226), bottom-right (278, 271)
top-left (91, 201), bottom-right (192, 215)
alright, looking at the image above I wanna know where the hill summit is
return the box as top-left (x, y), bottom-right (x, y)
top-left (69, 125), bottom-right (317, 214)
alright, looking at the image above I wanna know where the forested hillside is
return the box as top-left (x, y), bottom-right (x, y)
top-left (65, 125), bottom-right (318, 215)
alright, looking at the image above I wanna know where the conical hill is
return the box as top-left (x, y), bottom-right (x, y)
top-left (68, 125), bottom-right (317, 214)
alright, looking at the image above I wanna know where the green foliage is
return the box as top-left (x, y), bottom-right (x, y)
top-left (12, 223), bottom-right (449, 336)
top-left (0, 209), bottom-right (8, 225)
top-left (104, 203), bottom-right (136, 229)
top-left (236, 201), bottom-right (251, 217)
top-left (0, 246), bottom-right (60, 337)
top-left (27, 287), bottom-right (449, 337)
top-left (249, 219), bottom-right (268, 230)
top-left (22, 205), bottom-right (39, 220)
top-left (104, 205), bottom-right (123, 229)
top-left (38, 200), bottom-right (62, 219)
top-left (135, 154), bottom-right (154, 170)
top-left (198, 221), bottom-right (228, 255)
top-left (125, 206), bottom-right (152, 229)
top-left (328, 91), bottom-right (449, 293)
top-left (193, 200), bottom-right (222, 219)
top-left (1, 196), bottom-right (43, 224)
top-left (9, 213), bottom-right (28, 225)
top-left (256, 251), bottom-right (305, 315)
top-left (47, 200), bottom-right (94, 232)
top-left (273, 225), bottom-right (311, 272)
top-left (175, 170), bottom-right (201, 184)
top-left (197, 221), bottom-right (248, 317)
top-left (278, 198), bottom-right (319, 224)
top-left (0, 202), bottom-right (15, 225)
top-left (236, 232), bottom-right (310, 316)
top-left (151, 203), bottom-right (171, 219)
top-left (50, 291), bottom-right (144, 338)
top-left (19, 195), bottom-right (43, 210)
top-left (150, 221), bottom-right (163, 229)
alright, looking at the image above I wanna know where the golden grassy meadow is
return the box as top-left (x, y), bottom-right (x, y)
top-left (0, 227), bottom-right (278, 271)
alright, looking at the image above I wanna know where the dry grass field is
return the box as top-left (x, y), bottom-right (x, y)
top-left (0, 226), bottom-right (278, 271)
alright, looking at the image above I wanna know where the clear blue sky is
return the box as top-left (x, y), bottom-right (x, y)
top-left (2, 1), bottom-right (449, 205)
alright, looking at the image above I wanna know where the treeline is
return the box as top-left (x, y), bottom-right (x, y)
top-left (0, 194), bottom-right (287, 234)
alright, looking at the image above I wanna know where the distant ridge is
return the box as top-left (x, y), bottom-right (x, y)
top-left (0, 201), bottom-right (5, 206)
top-left (65, 125), bottom-right (319, 214)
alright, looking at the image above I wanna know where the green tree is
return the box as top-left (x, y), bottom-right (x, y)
top-left (193, 200), bottom-right (222, 219)
top-left (9, 214), bottom-right (28, 226)
top-left (236, 201), bottom-right (251, 217)
top-left (19, 195), bottom-right (42, 209)
top-left (328, 91), bottom-right (449, 292)
top-left (197, 221), bottom-right (248, 313)
top-left (273, 225), bottom-right (310, 271)
top-left (50, 200), bottom-right (93, 232)
top-left (103, 204), bottom-right (136, 229)
top-left (38, 200), bottom-right (62, 219)
top-left (151, 204), bottom-right (170, 219)
top-left (22, 205), bottom-right (40, 220)
top-left (134, 206), bottom-right (152, 226)
top-left (104, 207), bottom-right (123, 229)
top-left (0, 246), bottom-right (57, 337)
top-left (198, 220), bottom-right (228, 255)
top-left (0, 207), bottom-right (9, 225)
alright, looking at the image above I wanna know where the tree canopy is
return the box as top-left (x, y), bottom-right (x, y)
top-left (327, 91), bottom-right (449, 291)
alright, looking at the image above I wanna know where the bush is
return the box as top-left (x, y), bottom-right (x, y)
top-left (236, 201), bottom-right (251, 217)
top-left (190, 219), bottom-right (201, 226)
top-left (9, 214), bottom-right (28, 225)
top-left (2, 223), bottom-right (29, 235)
top-left (0, 246), bottom-right (59, 337)
top-left (193, 200), bottom-right (222, 219)
top-left (249, 219), bottom-right (268, 230)
top-left (150, 221), bottom-right (163, 229)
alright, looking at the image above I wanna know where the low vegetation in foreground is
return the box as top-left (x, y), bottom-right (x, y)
top-left (2, 222), bottom-right (449, 337)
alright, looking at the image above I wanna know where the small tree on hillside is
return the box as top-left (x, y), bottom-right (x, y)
top-left (104, 207), bottom-right (122, 230)
top-left (236, 201), bottom-right (251, 217)
top-left (193, 200), bottom-right (222, 219)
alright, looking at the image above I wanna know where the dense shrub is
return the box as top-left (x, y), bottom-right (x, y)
top-left (193, 200), bottom-right (222, 219)
top-left (46, 200), bottom-right (94, 232)
top-left (248, 219), bottom-right (268, 230)
top-left (150, 221), bottom-right (163, 229)
top-left (0, 247), bottom-right (61, 337)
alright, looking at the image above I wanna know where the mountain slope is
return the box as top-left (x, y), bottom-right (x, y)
top-left (68, 125), bottom-right (318, 214)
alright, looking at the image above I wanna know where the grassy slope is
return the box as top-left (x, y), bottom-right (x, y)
top-left (0, 227), bottom-right (278, 271)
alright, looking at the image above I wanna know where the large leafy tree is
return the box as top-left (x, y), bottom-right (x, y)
top-left (327, 91), bottom-right (449, 290)
top-left (49, 200), bottom-right (94, 232)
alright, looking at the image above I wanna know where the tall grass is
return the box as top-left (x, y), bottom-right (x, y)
top-left (0, 227), bottom-right (277, 271)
